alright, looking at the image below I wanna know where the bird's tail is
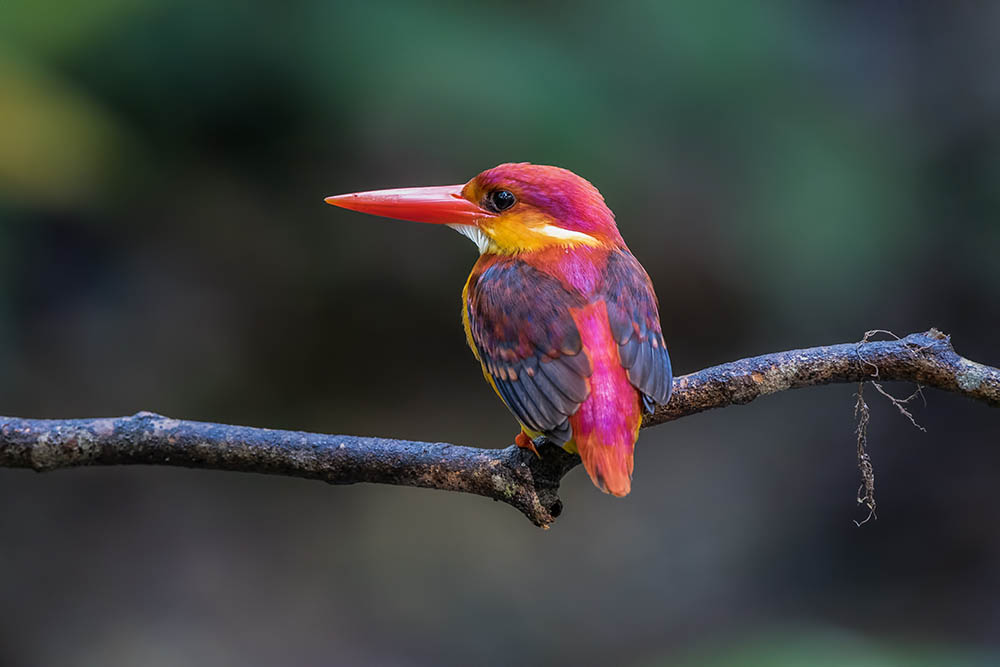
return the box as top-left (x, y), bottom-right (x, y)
top-left (568, 302), bottom-right (644, 497)
top-left (575, 428), bottom-right (636, 497)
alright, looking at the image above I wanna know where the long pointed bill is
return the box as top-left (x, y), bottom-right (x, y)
top-left (324, 185), bottom-right (493, 225)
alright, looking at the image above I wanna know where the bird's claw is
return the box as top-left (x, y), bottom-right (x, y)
top-left (515, 432), bottom-right (542, 458)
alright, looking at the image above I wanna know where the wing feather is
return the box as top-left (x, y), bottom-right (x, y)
top-left (602, 251), bottom-right (673, 411)
top-left (466, 259), bottom-right (591, 443)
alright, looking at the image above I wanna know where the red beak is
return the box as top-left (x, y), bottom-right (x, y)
top-left (324, 184), bottom-right (493, 225)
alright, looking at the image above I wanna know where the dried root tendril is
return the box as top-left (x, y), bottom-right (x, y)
top-left (852, 330), bottom-right (931, 527)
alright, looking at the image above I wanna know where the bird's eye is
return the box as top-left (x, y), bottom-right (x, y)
top-left (487, 189), bottom-right (517, 212)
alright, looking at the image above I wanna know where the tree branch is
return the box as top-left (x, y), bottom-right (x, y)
top-left (2, 329), bottom-right (997, 527)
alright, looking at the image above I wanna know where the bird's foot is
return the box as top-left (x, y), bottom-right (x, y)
top-left (515, 432), bottom-right (542, 458)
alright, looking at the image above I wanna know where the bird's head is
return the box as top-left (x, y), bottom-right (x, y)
top-left (325, 163), bottom-right (624, 254)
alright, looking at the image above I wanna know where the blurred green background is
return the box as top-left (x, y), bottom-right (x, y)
top-left (1, 1), bottom-right (999, 665)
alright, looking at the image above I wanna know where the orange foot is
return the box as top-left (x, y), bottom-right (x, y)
top-left (515, 432), bottom-right (541, 458)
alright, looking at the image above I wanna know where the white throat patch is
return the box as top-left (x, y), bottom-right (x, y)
top-left (447, 224), bottom-right (493, 254)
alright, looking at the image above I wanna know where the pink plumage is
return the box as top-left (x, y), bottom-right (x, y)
top-left (327, 162), bottom-right (672, 496)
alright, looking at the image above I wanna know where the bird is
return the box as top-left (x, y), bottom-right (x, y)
top-left (325, 163), bottom-right (671, 497)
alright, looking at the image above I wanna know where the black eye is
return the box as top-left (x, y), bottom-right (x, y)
top-left (487, 189), bottom-right (517, 212)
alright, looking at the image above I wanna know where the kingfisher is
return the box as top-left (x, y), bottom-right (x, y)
top-left (325, 163), bottom-right (672, 496)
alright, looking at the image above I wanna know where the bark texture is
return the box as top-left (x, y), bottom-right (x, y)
top-left (2, 329), bottom-right (996, 527)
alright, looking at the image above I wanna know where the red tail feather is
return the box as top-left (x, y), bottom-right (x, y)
top-left (576, 434), bottom-right (634, 497)
top-left (569, 301), bottom-right (643, 497)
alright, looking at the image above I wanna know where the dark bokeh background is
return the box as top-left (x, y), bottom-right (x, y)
top-left (2, 2), bottom-right (999, 665)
